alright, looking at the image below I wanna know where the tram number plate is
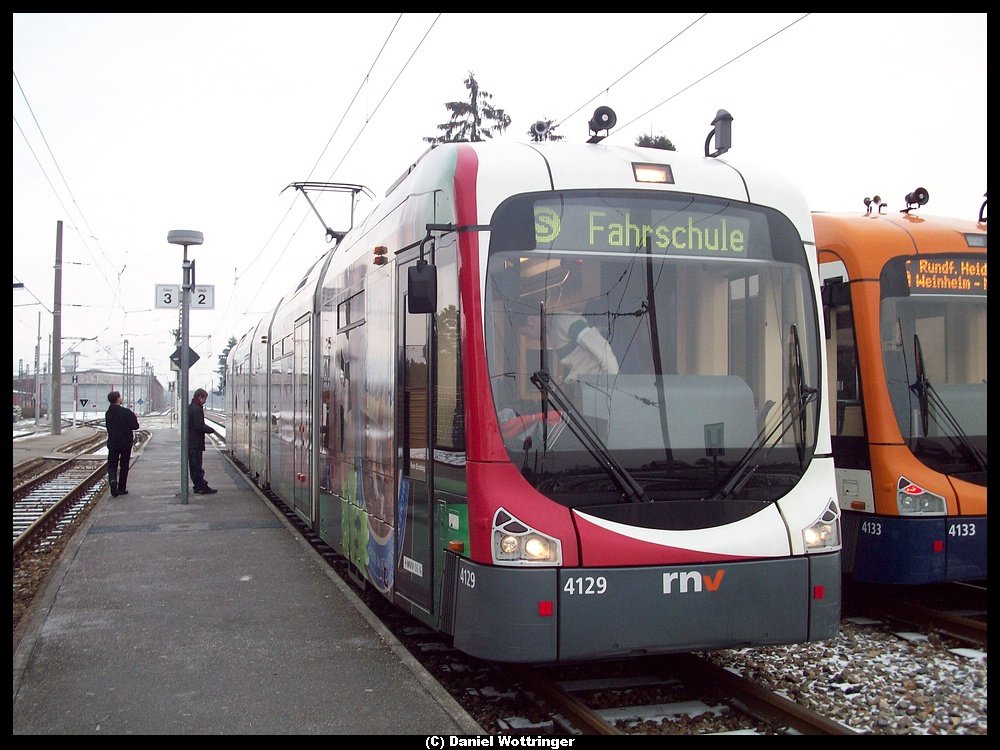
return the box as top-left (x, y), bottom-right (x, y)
top-left (563, 576), bottom-right (608, 595)
top-left (860, 521), bottom-right (882, 535)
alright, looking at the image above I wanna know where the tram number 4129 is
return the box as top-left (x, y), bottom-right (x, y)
top-left (564, 576), bottom-right (608, 595)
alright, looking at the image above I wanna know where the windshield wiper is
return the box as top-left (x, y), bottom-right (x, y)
top-left (705, 389), bottom-right (815, 501)
top-left (531, 370), bottom-right (649, 503)
top-left (706, 324), bottom-right (817, 501)
top-left (909, 334), bottom-right (987, 472)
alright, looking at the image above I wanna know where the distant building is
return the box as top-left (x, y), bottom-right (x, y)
top-left (11, 368), bottom-right (169, 420)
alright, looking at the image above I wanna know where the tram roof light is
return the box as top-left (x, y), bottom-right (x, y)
top-left (632, 162), bottom-right (674, 184)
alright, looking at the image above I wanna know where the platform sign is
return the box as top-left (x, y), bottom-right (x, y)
top-left (156, 284), bottom-right (180, 308)
top-left (191, 286), bottom-right (215, 309)
top-left (170, 346), bottom-right (200, 371)
top-left (155, 284), bottom-right (216, 309)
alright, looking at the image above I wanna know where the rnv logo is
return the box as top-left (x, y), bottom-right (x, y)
top-left (662, 570), bottom-right (726, 594)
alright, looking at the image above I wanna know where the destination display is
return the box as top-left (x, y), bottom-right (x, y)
top-left (533, 200), bottom-right (756, 259)
top-left (905, 256), bottom-right (987, 295)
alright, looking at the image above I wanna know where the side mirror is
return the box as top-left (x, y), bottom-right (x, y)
top-left (408, 261), bottom-right (437, 314)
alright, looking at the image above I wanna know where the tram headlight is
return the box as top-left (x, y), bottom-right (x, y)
top-left (492, 508), bottom-right (562, 566)
top-left (522, 536), bottom-right (552, 560)
top-left (896, 478), bottom-right (946, 515)
top-left (499, 535), bottom-right (519, 555)
top-left (803, 498), bottom-right (841, 552)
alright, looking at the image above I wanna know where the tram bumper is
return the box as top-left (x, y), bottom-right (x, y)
top-left (845, 513), bottom-right (987, 584)
top-left (444, 551), bottom-right (840, 663)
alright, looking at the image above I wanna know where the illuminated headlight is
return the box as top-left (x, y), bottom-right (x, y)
top-left (803, 498), bottom-right (841, 552)
top-left (896, 477), bottom-right (946, 515)
top-left (492, 508), bottom-right (562, 566)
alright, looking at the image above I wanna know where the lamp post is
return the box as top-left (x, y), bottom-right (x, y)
top-left (167, 229), bottom-right (204, 505)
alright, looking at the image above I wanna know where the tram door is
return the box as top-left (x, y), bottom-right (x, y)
top-left (395, 262), bottom-right (434, 611)
top-left (292, 316), bottom-right (312, 518)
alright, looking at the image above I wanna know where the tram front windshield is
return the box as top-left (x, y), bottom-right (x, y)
top-left (484, 191), bottom-right (821, 513)
top-left (879, 254), bottom-right (988, 482)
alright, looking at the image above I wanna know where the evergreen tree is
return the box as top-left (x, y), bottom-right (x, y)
top-left (636, 134), bottom-right (676, 151)
top-left (216, 336), bottom-right (237, 395)
top-left (425, 72), bottom-right (511, 143)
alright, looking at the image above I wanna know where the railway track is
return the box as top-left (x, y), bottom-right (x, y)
top-left (882, 600), bottom-right (986, 649)
top-left (13, 431), bottom-right (150, 559)
top-left (228, 449), bottom-right (987, 735)
top-left (506, 653), bottom-right (858, 735)
top-left (11, 436), bottom-right (986, 734)
top-left (844, 580), bottom-right (988, 649)
top-left (12, 431), bottom-right (108, 488)
top-left (246, 461), bottom-right (864, 736)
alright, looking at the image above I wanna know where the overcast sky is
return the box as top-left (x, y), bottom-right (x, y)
top-left (12, 12), bottom-right (987, 394)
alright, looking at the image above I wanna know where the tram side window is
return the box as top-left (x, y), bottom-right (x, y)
top-left (435, 303), bottom-right (464, 450)
top-left (320, 348), bottom-right (332, 451)
top-left (425, 244), bottom-right (467, 498)
top-left (833, 300), bottom-right (863, 437)
top-left (334, 289), bottom-right (365, 466)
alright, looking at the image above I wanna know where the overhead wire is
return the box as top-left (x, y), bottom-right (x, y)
top-left (13, 70), bottom-right (133, 347)
top-left (216, 13), bottom-right (442, 347)
top-left (13, 72), bottom-right (95, 241)
top-left (318, 14), bottom-right (442, 185)
top-left (551, 13), bottom-right (810, 141)
top-left (12, 274), bottom-right (52, 313)
top-left (215, 13), bottom-right (807, 370)
top-left (230, 13), bottom-right (407, 287)
top-left (15, 13), bottom-right (811, 381)
top-left (552, 13), bottom-right (707, 131)
top-left (609, 13), bottom-right (811, 136)
top-left (12, 14), bottom-right (436, 378)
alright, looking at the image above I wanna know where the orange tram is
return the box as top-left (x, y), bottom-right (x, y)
top-left (815, 190), bottom-right (986, 585)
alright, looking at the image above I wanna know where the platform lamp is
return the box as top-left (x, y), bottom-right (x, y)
top-left (167, 230), bottom-right (204, 505)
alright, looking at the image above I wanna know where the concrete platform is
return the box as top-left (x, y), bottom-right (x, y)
top-left (12, 425), bottom-right (484, 735)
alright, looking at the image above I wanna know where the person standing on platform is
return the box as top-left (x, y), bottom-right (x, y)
top-left (105, 390), bottom-right (139, 497)
top-left (188, 387), bottom-right (218, 494)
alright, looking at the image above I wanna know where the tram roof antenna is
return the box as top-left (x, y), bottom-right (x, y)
top-left (282, 182), bottom-right (375, 244)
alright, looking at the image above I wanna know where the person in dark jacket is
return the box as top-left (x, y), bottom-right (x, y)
top-left (187, 387), bottom-right (218, 494)
top-left (105, 390), bottom-right (139, 497)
